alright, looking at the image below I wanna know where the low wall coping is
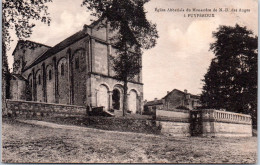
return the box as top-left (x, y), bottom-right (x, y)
top-left (6, 99), bottom-right (86, 108)
top-left (156, 109), bottom-right (190, 113)
top-left (200, 109), bottom-right (251, 117)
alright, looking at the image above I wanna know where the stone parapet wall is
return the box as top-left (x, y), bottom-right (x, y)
top-left (201, 109), bottom-right (252, 137)
top-left (202, 109), bottom-right (252, 125)
top-left (156, 109), bottom-right (190, 136)
top-left (156, 109), bottom-right (190, 122)
top-left (5, 99), bottom-right (87, 117)
top-left (202, 122), bottom-right (252, 137)
top-left (156, 121), bottom-right (190, 137)
top-left (156, 109), bottom-right (252, 137)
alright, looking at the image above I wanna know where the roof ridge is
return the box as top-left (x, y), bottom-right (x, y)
top-left (24, 40), bottom-right (52, 48)
top-left (23, 29), bottom-right (88, 71)
top-left (12, 40), bottom-right (52, 56)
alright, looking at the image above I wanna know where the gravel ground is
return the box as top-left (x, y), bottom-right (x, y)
top-left (2, 119), bottom-right (257, 163)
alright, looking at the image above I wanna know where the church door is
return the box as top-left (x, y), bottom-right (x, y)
top-left (112, 89), bottom-right (120, 110)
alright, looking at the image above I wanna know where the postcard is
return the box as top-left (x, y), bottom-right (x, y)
top-left (2, 0), bottom-right (257, 163)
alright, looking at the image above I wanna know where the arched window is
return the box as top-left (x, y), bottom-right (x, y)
top-left (30, 80), bottom-right (32, 87)
top-left (75, 57), bottom-right (79, 69)
top-left (48, 70), bottom-right (52, 80)
top-left (38, 75), bottom-right (41, 85)
top-left (61, 63), bottom-right (64, 76)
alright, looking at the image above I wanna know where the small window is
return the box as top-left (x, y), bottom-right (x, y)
top-left (48, 70), bottom-right (52, 80)
top-left (38, 75), bottom-right (41, 85)
top-left (75, 57), bottom-right (79, 69)
top-left (61, 63), bottom-right (65, 76)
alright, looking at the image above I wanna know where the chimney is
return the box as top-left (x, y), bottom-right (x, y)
top-left (184, 89), bottom-right (188, 93)
top-left (154, 98), bottom-right (157, 101)
top-left (167, 91), bottom-right (170, 94)
top-left (162, 98), bottom-right (165, 104)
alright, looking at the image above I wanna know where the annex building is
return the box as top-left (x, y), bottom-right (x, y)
top-left (10, 20), bottom-right (143, 114)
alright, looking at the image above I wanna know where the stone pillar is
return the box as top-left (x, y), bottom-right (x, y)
top-left (42, 63), bottom-right (47, 102)
top-left (126, 93), bottom-right (130, 112)
top-left (53, 58), bottom-right (59, 103)
top-left (32, 68), bottom-right (36, 101)
top-left (137, 95), bottom-right (141, 114)
top-left (67, 51), bottom-right (72, 105)
top-left (95, 89), bottom-right (99, 107)
top-left (138, 56), bottom-right (142, 83)
top-left (107, 44), bottom-right (111, 76)
top-left (70, 57), bottom-right (74, 105)
top-left (108, 91), bottom-right (113, 110)
top-left (91, 39), bottom-right (95, 72)
top-left (85, 41), bottom-right (89, 107)
top-left (139, 92), bottom-right (144, 114)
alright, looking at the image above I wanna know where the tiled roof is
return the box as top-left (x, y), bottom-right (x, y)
top-left (163, 89), bottom-right (200, 99)
top-left (23, 30), bottom-right (89, 71)
top-left (145, 99), bottom-right (163, 106)
top-left (21, 17), bottom-right (104, 72)
top-left (12, 40), bottom-right (52, 56)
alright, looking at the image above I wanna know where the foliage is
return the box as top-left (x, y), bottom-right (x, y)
top-left (2, 0), bottom-right (51, 47)
top-left (2, 0), bottom-right (52, 104)
top-left (201, 24), bottom-right (258, 127)
top-left (82, 0), bottom-right (158, 115)
top-left (176, 105), bottom-right (190, 110)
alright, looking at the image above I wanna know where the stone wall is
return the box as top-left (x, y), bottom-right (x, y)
top-left (13, 41), bottom-right (50, 74)
top-left (156, 109), bottom-right (252, 137)
top-left (163, 89), bottom-right (200, 110)
top-left (10, 79), bottom-right (27, 100)
top-left (156, 109), bottom-right (190, 137)
top-left (201, 109), bottom-right (252, 137)
top-left (5, 99), bottom-right (87, 117)
top-left (21, 36), bottom-right (89, 106)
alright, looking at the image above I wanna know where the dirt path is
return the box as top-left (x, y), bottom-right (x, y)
top-left (2, 119), bottom-right (257, 163)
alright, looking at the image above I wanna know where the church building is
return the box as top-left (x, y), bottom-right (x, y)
top-left (11, 20), bottom-right (144, 114)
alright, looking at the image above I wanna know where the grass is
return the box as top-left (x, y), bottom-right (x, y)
top-left (2, 118), bottom-right (257, 163)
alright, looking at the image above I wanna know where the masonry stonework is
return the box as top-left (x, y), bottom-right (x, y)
top-left (10, 19), bottom-right (143, 114)
top-left (201, 109), bottom-right (252, 137)
top-left (6, 99), bottom-right (87, 117)
top-left (156, 109), bottom-right (252, 137)
top-left (156, 109), bottom-right (191, 137)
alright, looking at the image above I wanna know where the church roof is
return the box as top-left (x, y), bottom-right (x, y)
top-left (23, 30), bottom-right (89, 71)
top-left (21, 18), bottom-right (104, 72)
top-left (12, 40), bottom-right (52, 56)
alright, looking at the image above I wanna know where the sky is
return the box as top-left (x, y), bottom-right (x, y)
top-left (6, 0), bottom-right (258, 101)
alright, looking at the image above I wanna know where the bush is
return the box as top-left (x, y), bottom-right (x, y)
top-left (176, 106), bottom-right (189, 110)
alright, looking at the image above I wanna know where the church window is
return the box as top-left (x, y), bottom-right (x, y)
top-left (30, 80), bottom-right (32, 87)
top-left (75, 57), bottom-right (79, 69)
top-left (48, 70), bottom-right (52, 80)
top-left (61, 63), bottom-right (64, 76)
top-left (38, 75), bottom-right (41, 85)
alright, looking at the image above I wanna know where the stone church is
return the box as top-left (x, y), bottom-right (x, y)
top-left (11, 20), bottom-right (143, 114)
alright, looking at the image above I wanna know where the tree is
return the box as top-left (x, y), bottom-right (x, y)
top-left (201, 24), bottom-right (258, 127)
top-left (82, 0), bottom-right (158, 115)
top-left (2, 0), bottom-right (51, 114)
